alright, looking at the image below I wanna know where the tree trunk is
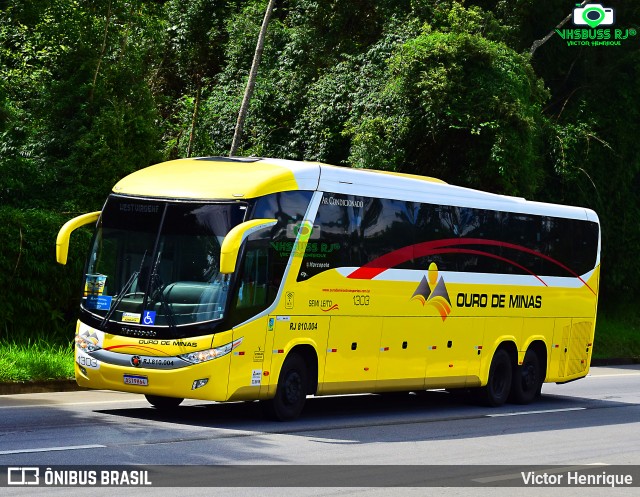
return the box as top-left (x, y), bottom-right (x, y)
top-left (187, 80), bottom-right (201, 158)
top-left (229, 0), bottom-right (276, 157)
top-left (530, 1), bottom-right (588, 55)
top-left (89, 0), bottom-right (112, 104)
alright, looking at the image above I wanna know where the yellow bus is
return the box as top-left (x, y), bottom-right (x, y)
top-left (56, 157), bottom-right (600, 420)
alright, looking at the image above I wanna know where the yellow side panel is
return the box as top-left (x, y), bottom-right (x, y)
top-left (548, 318), bottom-right (593, 382)
top-left (227, 318), bottom-right (270, 401)
top-left (519, 318), bottom-right (553, 379)
top-left (520, 319), bottom-right (554, 353)
top-left (424, 317), bottom-right (485, 388)
top-left (548, 318), bottom-right (572, 381)
top-left (320, 316), bottom-right (382, 394)
top-left (376, 317), bottom-right (429, 391)
top-left (478, 317), bottom-right (522, 386)
top-left (566, 319), bottom-right (594, 377)
top-left (267, 315), bottom-right (330, 397)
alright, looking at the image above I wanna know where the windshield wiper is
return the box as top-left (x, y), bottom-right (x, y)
top-left (99, 251), bottom-right (147, 329)
top-left (150, 274), bottom-right (177, 335)
top-left (146, 250), bottom-right (178, 336)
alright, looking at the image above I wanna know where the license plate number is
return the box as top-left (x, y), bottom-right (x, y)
top-left (123, 374), bottom-right (148, 386)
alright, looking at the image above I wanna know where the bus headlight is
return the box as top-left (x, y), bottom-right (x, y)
top-left (178, 337), bottom-right (243, 364)
top-left (75, 334), bottom-right (101, 353)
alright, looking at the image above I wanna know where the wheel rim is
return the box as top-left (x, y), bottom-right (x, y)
top-left (283, 371), bottom-right (302, 406)
top-left (521, 362), bottom-right (537, 391)
top-left (493, 361), bottom-right (509, 396)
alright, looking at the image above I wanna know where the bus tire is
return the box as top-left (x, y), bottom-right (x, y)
top-left (145, 394), bottom-right (183, 409)
top-left (480, 349), bottom-right (512, 407)
top-left (262, 352), bottom-right (308, 421)
top-left (509, 348), bottom-right (542, 404)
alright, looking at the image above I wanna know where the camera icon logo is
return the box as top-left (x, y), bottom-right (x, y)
top-left (286, 222), bottom-right (320, 240)
top-left (573, 4), bottom-right (615, 28)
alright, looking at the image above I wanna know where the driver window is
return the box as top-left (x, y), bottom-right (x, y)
top-left (230, 230), bottom-right (275, 325)
top-left (236, 244), bottom-right (269, 310)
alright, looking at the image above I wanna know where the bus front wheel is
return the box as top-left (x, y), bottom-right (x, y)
top-left (480, 349), bottom-right (512, 407)
top-left (262, 352), bottom-right (308, 421)
top-left (145, 394), bottom-right (183, 409)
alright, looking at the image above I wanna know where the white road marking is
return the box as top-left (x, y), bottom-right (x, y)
top-left (0, 444), bottom-right (106, 455)
top-left (0, 399), bottom-right (148, 410)
top-left (588, 372), bottom-right (640, 377)
top-left (486, 407), bottom-right (586, 417)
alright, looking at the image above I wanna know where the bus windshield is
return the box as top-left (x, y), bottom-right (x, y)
top-left (82, 196), bottom-right (247, 328)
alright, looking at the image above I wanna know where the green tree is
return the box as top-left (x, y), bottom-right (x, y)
top-left (0, 0), bottom-right (167, 341)
top-left (1, 0), bottom-right (638, 342)
top-left (347, 20), bottom-right (548, 196)
top-left (160, 0), bottom-right (243, 159)
top-left (515, 0), bottom-right (640, 302)
top-left (0, 0), bottom-right (166, 211)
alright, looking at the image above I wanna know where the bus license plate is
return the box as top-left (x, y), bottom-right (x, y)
top-left (123, 374), bottom-right (148, 386)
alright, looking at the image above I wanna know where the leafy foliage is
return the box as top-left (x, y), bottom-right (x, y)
top-left (0, 0), bottom-right (638, 343)
top-left (348, 29), bottom-right (549, 197)
top-left (0, 206), bottom-right (90, 343)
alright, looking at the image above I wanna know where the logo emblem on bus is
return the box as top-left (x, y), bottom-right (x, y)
top-left (411, 263), bottom-right (452, 321)
top-left (131, 356), bottom-right (142, 367)
top-left (285, 292), bottom-right (294, 309)
top-left (142, 311), bottom-right (156, 325)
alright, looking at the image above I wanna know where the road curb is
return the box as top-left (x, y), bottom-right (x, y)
top-left (0, 379), bottom-right (86, 395)
top-left (0, 360), bottom-right (636, 395)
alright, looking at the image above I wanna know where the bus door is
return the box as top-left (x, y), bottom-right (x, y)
top-left (376, 317), bottom-right (429, 391)
top-left (320, 316), bottom-right (382, 394)
top-left (424, 317), bottom-right (486, 388)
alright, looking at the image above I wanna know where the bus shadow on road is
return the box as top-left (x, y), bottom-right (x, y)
top-left (95, 388), bottom-right (639, 442)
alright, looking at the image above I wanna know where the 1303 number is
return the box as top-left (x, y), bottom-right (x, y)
top-left (353, 295), bottom-right (370, 306)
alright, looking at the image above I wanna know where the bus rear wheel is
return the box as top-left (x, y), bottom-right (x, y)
top-left (509, 349), bottom-right (542, 404)
top-left (145, 394), bottom-right (183, 409)
top-left (480, 349), bottom-right (512, 407)
top-left (262, 352), bottom-right (308, 421)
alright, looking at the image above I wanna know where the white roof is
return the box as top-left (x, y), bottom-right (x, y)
top-left (265, 159), bottom-right (599, 224)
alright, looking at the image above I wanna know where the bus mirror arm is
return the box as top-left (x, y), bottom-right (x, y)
top-left (56, 211), bottom-right (101, 265)
top-left (219, 219), bottom-right (277, 274)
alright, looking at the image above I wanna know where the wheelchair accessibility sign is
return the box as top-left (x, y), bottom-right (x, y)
top-left (142, 311), bottom-right (156, 325)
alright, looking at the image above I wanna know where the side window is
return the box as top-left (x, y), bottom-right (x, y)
top-left (454, 207), bottom-right (503, 274)
top-left (538, 216), bottom-right (569, 276)
top-left (414, 204), bottom-right (458, 272)
top-left (413, 205), bottom-right (506, 274)
top-left (230, 230), bottom-right (272, 325)
top-left (251, 191), bottom-right (312, 226)
top-left (539, 217), bottom-right (598, 277)
top-left (231, 191), bottom-right (313, 325)
top-left (300, 195), bottom-right (419, 278)
top-left (360, 199), bottom-right (417, 270)
top-left (298, 194), bottom-right (363, 281)
top-left (570, 220), bottom-right (599, 275)
top-left (235, 242), bottom-right (269, 310)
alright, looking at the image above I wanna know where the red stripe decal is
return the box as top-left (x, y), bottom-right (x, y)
top-left (346, 237), bottom-right (594, 294)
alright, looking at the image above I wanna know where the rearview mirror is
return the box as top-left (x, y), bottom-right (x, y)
top-left (219, 219), bottom-right (277, 274)
top-left (56, 211), bottom-right (101, 265)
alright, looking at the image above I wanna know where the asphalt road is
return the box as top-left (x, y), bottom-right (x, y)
top-left (1, 365), bottom-right (639, 496)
